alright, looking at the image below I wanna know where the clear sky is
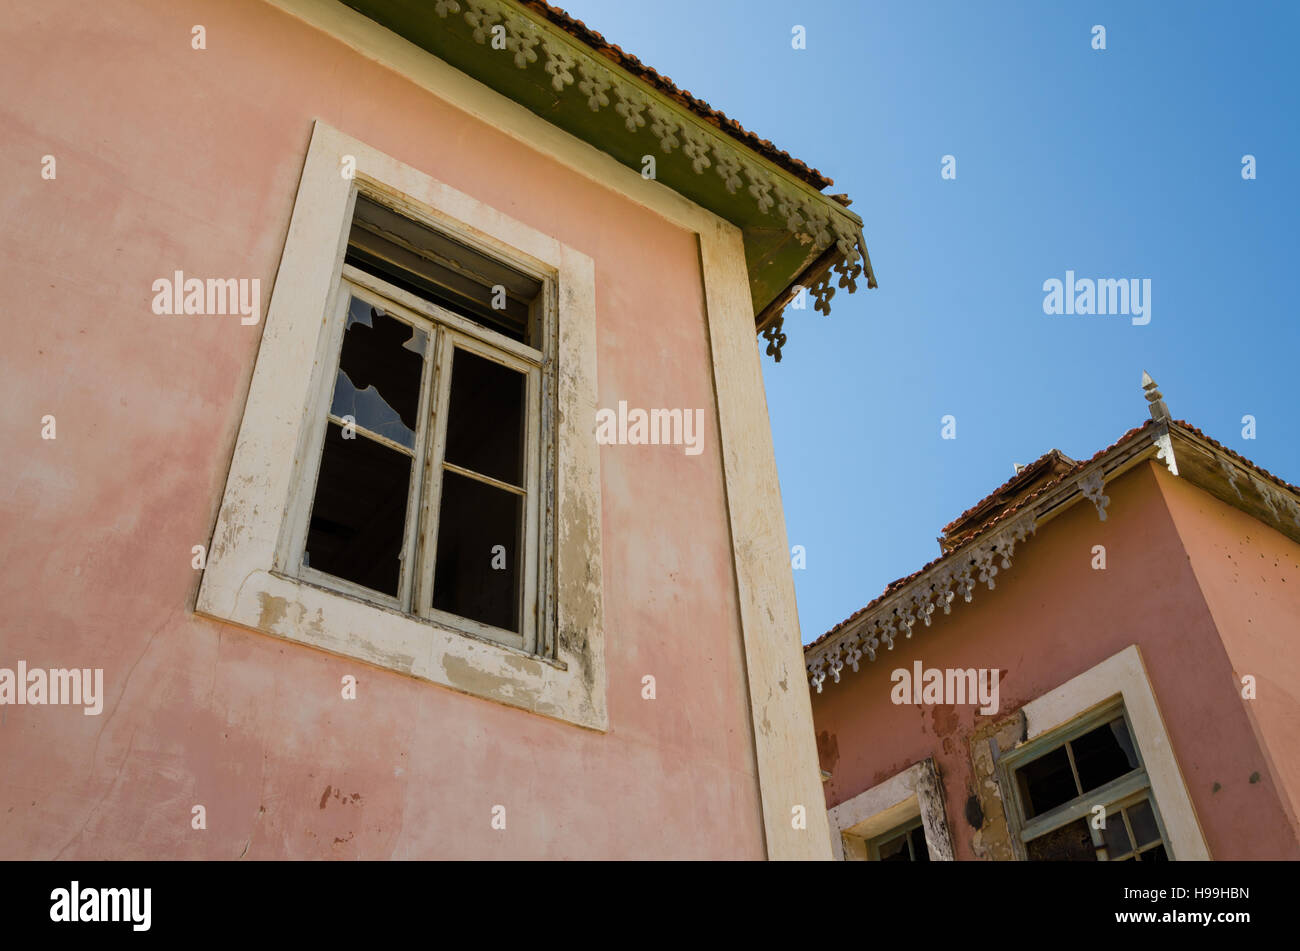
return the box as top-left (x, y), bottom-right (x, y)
top-left (556, 0), bottom-right (1300, 643)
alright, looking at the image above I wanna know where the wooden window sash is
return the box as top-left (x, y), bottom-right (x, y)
top-left (286, 274), bottom-right (542, 655)
top-left (342, 263), bottom-right (542, 367)
top-left (1018, 768), bottom-right (1150, 843)
top-left (287, 278), bottom-right (437, 613)
top-left (412, 325), bottom-right (541, 654)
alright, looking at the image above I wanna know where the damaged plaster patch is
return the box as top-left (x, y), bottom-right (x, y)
top-left (501, 652), bottom-right (544, 678)
top-left (256, 592), bottom-right (415, 672)
top-left (257, 592), bottom-right (290, 632)
top-left (344, 631), bottom-right (415, 674)
top-left (442, 653), bottom-right (542, 708)
top-left (930, 703), bottom-right (959, 739)
top-left (966, 710), bottom-right (1026, 860)
top-left (816, 730), bottom-right (840, 773)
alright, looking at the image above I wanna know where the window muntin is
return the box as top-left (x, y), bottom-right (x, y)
top-left (1015, 715), bottom-right (1139, 819)
top-left (869, 816), bottom-right (930, 862)
top-left (1100, 795), bottom-right (1168, 862)
top-left (1003, 702), bottom-right (1172, 861)
top-left (289, 192), bottom-right (548, 654)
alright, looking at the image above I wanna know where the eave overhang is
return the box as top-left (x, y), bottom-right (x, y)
top-left (341, 0), bottom-right (876, 360)
top-left (804, 419), bottom-right (1300, 693)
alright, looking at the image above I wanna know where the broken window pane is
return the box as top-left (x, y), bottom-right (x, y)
top-left (876, 832), bottom-right (910, 862)
top-left (872, 820), bottom-right (927, 861)
top-left (1128, 799), bottom-right (1160, 847)
top-left (1026, 818), bottom-right (1098, 861)
top-left (328, 297), bottom-right (427, 448)
top-left (1072, 718), bottom-right (1139, 793)
top-left (305, 422), bottom-right (413, 596)
top-left (1016, 746), bottom-right (1078, 819)
top-left (431, 470), bottom-right (522, 632)
top-left (442, 347), bottom-right (526, 486)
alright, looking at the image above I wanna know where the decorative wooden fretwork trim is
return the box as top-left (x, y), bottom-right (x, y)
top-left (807, 514), bottom-right (1037, 693)
top-left (433, 0), bottom-right (875, 361)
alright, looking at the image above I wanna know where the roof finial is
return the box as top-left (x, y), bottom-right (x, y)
top-left (1142, 370), bottom-right (1170, 421)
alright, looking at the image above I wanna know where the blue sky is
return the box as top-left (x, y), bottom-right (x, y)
top-left (558, 0), bottom-right (1300, 642)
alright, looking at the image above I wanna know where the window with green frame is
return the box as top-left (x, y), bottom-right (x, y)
top-left (999, 699), bottom-right (1172, 861)
top-left (867, 815), bottom-right (931, 862)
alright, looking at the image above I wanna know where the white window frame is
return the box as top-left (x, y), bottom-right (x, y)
top-left (999, 698), bottom-right (1171, 860)
top-left (827, 757), bottom-right (954, 861)
top-left (197, 121), bottom-right (607, 730)
top-left (284, 259), bottom-right (545, 654)
top-left (997, 644), bottom-right (1210, 860)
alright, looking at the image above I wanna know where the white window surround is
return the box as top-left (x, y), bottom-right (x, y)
top-left (827, 758), bottom-right (954, 861)
top-left (196, 120), bottom-right (608, 731)
top-left (1004, 644), bottom-right (1210, 860)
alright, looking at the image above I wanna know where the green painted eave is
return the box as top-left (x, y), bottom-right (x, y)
top-left (339, 0), bottom-right (867, 324)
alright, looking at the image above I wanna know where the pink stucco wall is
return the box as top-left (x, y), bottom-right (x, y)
top-left (0, 0), bottom-right (764, 858)
top-left (812, 461), bottom-right (1300, 860)
top-left (1157, 466), bottom-right (1300, 837)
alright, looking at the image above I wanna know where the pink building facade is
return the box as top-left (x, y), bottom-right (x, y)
top-left (0, 0), bottom-right (873, 859)
top-left (807, 403), bottom-right (1300, 861)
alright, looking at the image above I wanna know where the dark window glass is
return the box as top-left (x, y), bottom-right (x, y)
top-left (1072, 718), bottom-right (1139, 793)
top-left (910, 825), bottom-right (931, 862)
top-left (1128, 799), bottom-right (1160, 847)
top-left (346, 195), bottom-right (541, 344)
top-left (876, 833), bottom-right (910, 862)
top-left (1026, 818), bottom-right (1097, 861)
top-left (1140, 843), bottom-right (1169, 862)
top-left (431, 471), bottom-right (522, 632)
top-left (1102, 812), bottom-right (1133, 859)
top-left (305, 422), bottom-right (412, 596)
top-left (1017, 746), bottom-right (1078, 819)
top-left (328, 297), bottom-right (426, 448)
top-left (442, 347), bottom-right (526, 486)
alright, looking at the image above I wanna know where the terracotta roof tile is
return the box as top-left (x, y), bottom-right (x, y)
top-left (943, 422), bottom-right (1154, 548)
top-left (939, 448), bottom-right (1076, 542)
top-left (519, 1), bottom-right (834, 190)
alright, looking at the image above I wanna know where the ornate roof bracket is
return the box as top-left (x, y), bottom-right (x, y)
top-left (755, 230), bottom-right (877, 362)
top-left (418, 0), bottom-right (873, 362)
top-left (1153, 431), bottom-right (1179, 476)
top-left (807, 514), bottom-right (1036, 692)
top-left (1078, 471), bottom-right (1111, 521)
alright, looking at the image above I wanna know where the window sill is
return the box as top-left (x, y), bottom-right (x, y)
top-left (271, 570), bottom-right (569, 672)
top-left (198, 566), bottom-right (597, 727)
